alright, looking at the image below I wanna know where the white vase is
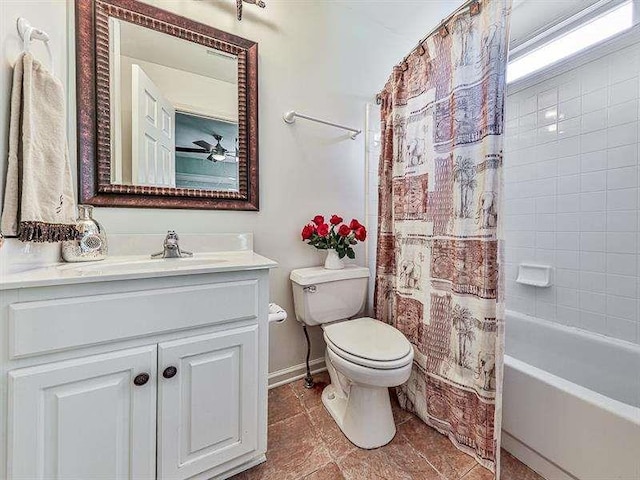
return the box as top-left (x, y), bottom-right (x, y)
top-left (324, 249), bottom-right (345, 270)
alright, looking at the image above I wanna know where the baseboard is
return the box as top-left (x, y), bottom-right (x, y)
top-left (268, 357), bottom-right (327, 389)
top-left (502, 431), bottom-right (578, 480)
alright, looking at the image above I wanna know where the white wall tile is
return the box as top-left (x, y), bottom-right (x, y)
top-left (580, 232), bottom-right (606, 252)
top-left (538, 88), bottom-right (558, 109)
top-left (581, 152), bottom-right (606, 172)
top-left (609, 50), bottom-right (640, 84)
top-left (536, 159), bottom-right (557, 179)
top-left (607, 253), bottom-right (637, 275)
top-left (580, 212), bottom-right (606, 231)
top-left (580, 191), bottom-right (606, 212)
top-left (581, 132), bottom-right (607, 153)
top-left (607, 211), bottom-right (637, 232)
top-left (582, 62), bottom-right (608, 93)
top-left (582, 88), bottom-right (607, 113)
top-left (557, 232), bottom-right (579, 250)
top-left (608, 100), bottom-right (638, 127)
top-left (606, 295), bottom-right (637, 321)
top-left (557, 137), bottom-right (580, 157)
top-left (607, 188), bottom-right (638, 210)
top-left (607, 144), bottom-right (638, 169)
top-left (581, 172), bottom-right (607, 192)
top-left (538, 125), bottom-right (558, 144)
top-left (607, 166), bottom-right (637, 190)
top-left (558, 118), bottom-right (581, 138)
top-left (534, 178), bottom-right (557, 196)
top-left (536, 301), bottom-right (557, 321)
top-left (608, 77), bottom-right (639, 106)
top-left (520, 95), bottom-right (537, 115)
top-left (556, 250), bottom-right (579, 269)
top-left (519, 112), bottom-right (537, 130)
top-left (579, 290), bottom-right (607, 313)
top-left (558, 98), bottom-right (581, 120)
top-left (536, 232), bottom-right (556, 249)
top-left (556, 212), bottom-right (580, 231)
top-left (580, 271), bottom-right (606, 292)
top-left (582, 110), bottom-right (607, 133)
top-left (556, 269), bottom-right (579, 288)
top-left (505, 47), bottom-right (639, 344)
top-left (606, 274), bottom-right (637, 298)
top-left (580, 251), bottom-right (606, 272)
top-left (535, 249), bottom-right (556, 264)
top-left (536, 214), bottom-right (556, 231)
top-left (607, 123), bottom-right (638, 148)
top-left (536, 196), bottom-right (556, 213)
top-left (538, 107), bottom-right (557, 126)
top-left (606, 232), bottom-right (637, 254)
top-left (557, 155), bottom-right (580, 175)
top-left (557, 193), bottom-right (580, 212)
top-left (558, 81), bottom-right (581, 102)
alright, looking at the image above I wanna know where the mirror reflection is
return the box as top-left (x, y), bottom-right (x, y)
top-left (109, 18), bottom-right (239, 191)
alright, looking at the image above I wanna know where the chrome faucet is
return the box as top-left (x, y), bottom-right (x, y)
top-left (151, 231), bottom-right (193, 259)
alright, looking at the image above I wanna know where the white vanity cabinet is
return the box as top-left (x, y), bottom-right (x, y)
top-left (157, 326), bottom-right (259, 480)
top-left (0, 261), bottom-right (274, 480)
top-left (9, 345), bottom-right (158, 479)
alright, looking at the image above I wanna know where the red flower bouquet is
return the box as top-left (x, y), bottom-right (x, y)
top-left (300, 214), bottom-right (367, 267)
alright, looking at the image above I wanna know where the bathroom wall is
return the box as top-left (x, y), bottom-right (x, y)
top-left (0, 0), bottom-right (461, 378)
top-left (504, 34), bottom-right (640, 344)
top-left (365, 104), bottom-right (381, 314)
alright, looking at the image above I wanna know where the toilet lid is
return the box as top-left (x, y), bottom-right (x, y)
top-left (323, 317), bottom-right (412, 362)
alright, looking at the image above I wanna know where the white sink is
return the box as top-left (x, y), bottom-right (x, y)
top-left (57, 255), bottom-right (227, 275)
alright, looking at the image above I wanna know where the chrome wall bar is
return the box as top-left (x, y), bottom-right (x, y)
top-left (283, 110), bottom-right (361, 140)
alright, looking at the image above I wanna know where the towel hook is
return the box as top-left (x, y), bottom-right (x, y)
top-left (16, 17), bottom-right (55, 73)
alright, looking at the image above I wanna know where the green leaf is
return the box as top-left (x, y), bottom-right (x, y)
top-left (346, 248), bottom-right (355, 259)
top-left (338, 250), bottom-right (346, 259)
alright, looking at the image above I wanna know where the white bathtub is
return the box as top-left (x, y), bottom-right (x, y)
top-left (502, 311), bottom-right (640, 480)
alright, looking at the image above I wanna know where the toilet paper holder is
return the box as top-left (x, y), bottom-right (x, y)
top-left (268, 303), bottom-right (287, 324)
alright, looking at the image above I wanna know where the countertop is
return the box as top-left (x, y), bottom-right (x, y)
top-left (0, 250), bottom-right (277, 290)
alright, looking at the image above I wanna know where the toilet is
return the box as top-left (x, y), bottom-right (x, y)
top-left (290, 265), bottom-right (414, 449)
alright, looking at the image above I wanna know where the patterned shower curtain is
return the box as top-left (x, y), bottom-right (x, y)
top-left (375, 0), bottom-right (511, 474)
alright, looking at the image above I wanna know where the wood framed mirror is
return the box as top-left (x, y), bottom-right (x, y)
top-left (76, 0), bottom-right (259, 210)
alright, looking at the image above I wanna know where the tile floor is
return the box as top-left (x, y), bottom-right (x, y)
top-left (231, 372), bottom-right (545, 480)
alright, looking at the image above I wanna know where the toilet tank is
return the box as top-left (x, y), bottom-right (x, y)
top-left (290, 266), bottom-right (369, 326)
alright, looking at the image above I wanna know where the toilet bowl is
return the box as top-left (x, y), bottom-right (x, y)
top-left (290, 266), bottom-right (414, 449)
top-left (321, 317), bottom-right (413, 449)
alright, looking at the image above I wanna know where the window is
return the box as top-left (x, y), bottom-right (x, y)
top-left (507, 1), bottom-right (634, 83)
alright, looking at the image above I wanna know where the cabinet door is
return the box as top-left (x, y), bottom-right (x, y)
top-left (158, 325), bottom-right (259, 480)
top-left (8, 346), bottom-right (157, 480)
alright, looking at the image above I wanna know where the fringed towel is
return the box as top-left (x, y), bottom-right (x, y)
top-left (1, 52), bottom-right (77, 242)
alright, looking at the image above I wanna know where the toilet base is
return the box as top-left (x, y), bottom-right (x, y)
top-left (321, 382), bottom-right (396, 449)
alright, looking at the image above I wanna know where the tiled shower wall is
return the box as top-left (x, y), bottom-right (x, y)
top-left (504, 40), bottom-right (640, 344)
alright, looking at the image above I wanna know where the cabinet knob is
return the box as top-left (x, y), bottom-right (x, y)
top-left (133, 373), bottom-right (150, 386)
top-left (163, 366), bottom-right (178, 379)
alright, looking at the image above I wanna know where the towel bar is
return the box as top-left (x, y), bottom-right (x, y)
top-left (283, 110), bottom-right (361, 140)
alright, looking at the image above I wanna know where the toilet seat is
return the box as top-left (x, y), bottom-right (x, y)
top-left (323, 317), bottom-right (413, 370)
top-left (325, 340), bottom-right (413, 370)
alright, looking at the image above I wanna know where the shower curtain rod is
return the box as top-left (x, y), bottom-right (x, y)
top-left (375, 0), bottom-right (481, 105)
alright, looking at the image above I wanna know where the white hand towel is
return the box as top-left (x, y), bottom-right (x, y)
top-left (1, 52), bottom-right (77, 242)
